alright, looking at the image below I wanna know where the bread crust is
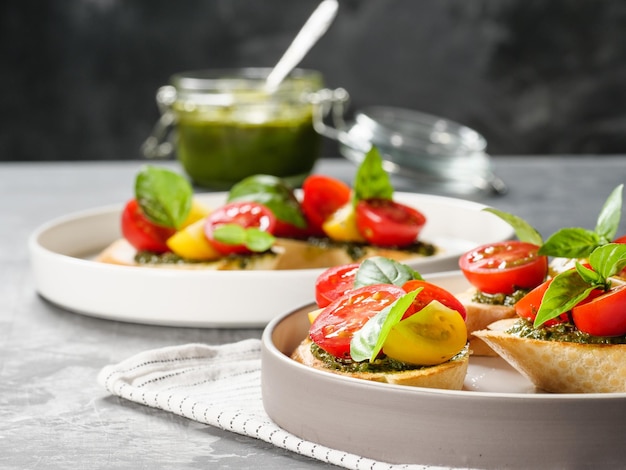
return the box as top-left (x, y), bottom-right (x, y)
top-left (291, 338), bottom-right (469, 390)
top-left (455, 288), bottom-right (516, 356)
top-left (474, 319), bottom-right (626, 393)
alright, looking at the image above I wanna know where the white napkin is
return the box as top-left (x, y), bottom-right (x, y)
top-left (98, 340), bottom-right (448, 470)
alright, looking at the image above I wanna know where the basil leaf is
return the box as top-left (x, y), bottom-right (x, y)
top-left (482, 208), bottom-right (543, 246)
top-left (588, 243), bottom-right (626, 279)
top-left (212, 224), bottom-right (275, 252)
top-left (595, 184), bottom-right (623, 243)
top-left (244, 228), bottom-right (275, 252)
top-left (534, 270), bottom-right (596, 327)
top-left (353, 256), bottom-right (422, 289)
top-left (212, 224), bottom-right (246, 246)
top-left (352, 147), bottom-right (394, 204)
top-left (135, 165), bottom-right (192, 229)
top-left (575, 261), bottom-right (603, 285)
top-left (538, 227), bottom-right (601, 258)
top-left (227, 174), bottom-right (307, 228)
top-left (350, 290), bottom-right (420, 362)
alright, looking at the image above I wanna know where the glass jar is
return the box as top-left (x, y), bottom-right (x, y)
top-left (143, 68), bottom-right (332, 189)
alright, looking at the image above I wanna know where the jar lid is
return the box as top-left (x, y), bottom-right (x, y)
top-left (335, 106), bottom-right (506, 196)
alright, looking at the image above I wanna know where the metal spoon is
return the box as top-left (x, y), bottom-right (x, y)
top-left (265, 0), bottom-right (339, 93)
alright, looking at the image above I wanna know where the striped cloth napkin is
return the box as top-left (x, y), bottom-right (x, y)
top-left (98, 340), bottom-right (449, 470)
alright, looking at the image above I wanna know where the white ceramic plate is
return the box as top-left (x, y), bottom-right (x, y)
top-left (28, 192), bottom-right (512, 327)
top-left (261, 271), bottom-right (626, 469)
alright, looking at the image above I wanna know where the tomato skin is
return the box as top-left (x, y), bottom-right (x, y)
top-left (572, 285), bottom-right (626, 336)
top-left (459, 241), bottom-right (548, 295)
top-left (301, 175), bottom-right (351, 236)
top-left (355, 199), bottom-right (426, 247)
top-left (314, 263), bottom-right (360, 308)
top-left (121, 199), bottom-right (175, 253)
top-left (402, 280), bottom-right (466, 320)
top-left (309, 284), bottom-right (405, 359)
top-left (204, 201), bottom-right (276, 255)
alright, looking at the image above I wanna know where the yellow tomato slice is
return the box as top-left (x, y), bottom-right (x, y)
top-left (166, 217), bottom-right (221, 260)
top-left (307, 308), bottom-right (323, 324)
top-left (180, 199), bottom-right (211, 228)
top-left (382, 300), bottom-right (467, 366)
top-left (322, 202), bottom-right (366, 242)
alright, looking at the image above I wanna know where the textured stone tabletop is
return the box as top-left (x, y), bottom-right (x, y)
top-left (1, 156), bottom-right (625, 469)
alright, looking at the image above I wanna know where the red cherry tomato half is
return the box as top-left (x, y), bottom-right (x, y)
top-left (572, 285), bottom-right (626, 336)
top-left (301, 175), bottom-right (351, 236)
top-left (459, 241), bottom-right (548, 295)
top-left (121, 199), bottom-right (175, 253)
top-left (402, 280), bottom-right (466, 320)
top-left (204, 201), bottom-right (276, 255)
top-left (314, 263), bottom-right (360, 308)
top-left (309, 284), bottom-right (405, 359)
top-left (355, 199), bottom-right (426, 247)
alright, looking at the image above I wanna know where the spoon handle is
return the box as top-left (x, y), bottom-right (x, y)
top-left (265, 0), bottom-right (339, 92)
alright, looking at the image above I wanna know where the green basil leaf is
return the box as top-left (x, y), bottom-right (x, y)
top-left (352, 147), bottom-right (394, 204)
top-left (588, 243), bottom-right (626, 279)
top-left (227, 174), bottom-right (307, 228)
top-left (538, 227), bottom-right (601, 258)
top-left (595, 184), bottom-right (623, 243)
top-left (575, 261), bottom-right (603, 285)
top-left (534, 270), bottom-right (596, 327)
top-left (482, 208), bottom-right (543, 246)
top-left (135, 165), bottom-right (193, 229)
top-left (212, 224), bottom-right (275, 252)
top-left (244, 228), bottom-right (275, 252)
top-left (353, 256), bottom-right (422, 289)
top-left (212, 224), bottom-right (247, 246)
top-left (350, 290), bottom-right (420, 362)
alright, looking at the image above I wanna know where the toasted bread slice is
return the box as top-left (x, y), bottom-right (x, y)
top-left (455, 288), bottom-right (517, 356)
top-left (96, 237), bottom-right (427, 271)
top-left (95, 239), bottom-right (281, 270)
top-left (291, 338), bottom-right (469, 390)
top-left (474, 319), bottom-right (626, 393)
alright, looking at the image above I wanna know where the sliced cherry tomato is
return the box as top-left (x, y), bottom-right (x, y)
top-left (314, 263), bottom-right (360, 308)
top-left (301, 175), bottom-right (351, 236)
top-left (121, 199), bottom-right (175, 253)
top-left (572, 285), bottom-right (626, 336)
top-left (309, 284), bottom-right (405, 359)
top-left (204, 201), bottom-right (276, 255)
top-left (402, 280), bottom-right (466, 320)
top-left (355, 199), bottom-right (426, 247)
top-left (459, 241), bottom-right (548, 295)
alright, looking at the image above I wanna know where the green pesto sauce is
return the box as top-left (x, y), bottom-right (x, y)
top-left (310, 342), bottom-right (468, 373)
top-left (472, 289), bottom-right (528, 307)
top-left (134, 250), bottom-right (276, 269)
top-left (507, 319), bottom-right (626, 344)
top-left (175, 113), bottom-right (320, 189)
top-left (305, 237), bottom-right (437, 261)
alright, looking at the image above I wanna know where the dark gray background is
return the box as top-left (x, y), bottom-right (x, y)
top-left (3, 0), bottom-right (626, 161)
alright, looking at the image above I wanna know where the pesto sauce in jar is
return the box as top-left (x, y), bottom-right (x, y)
top-left (176, 112), bottom-right (320, 190)
top-left (507, 319), bottom-right (626, 344)
top-left (165, 69), bottom-right (325, 190)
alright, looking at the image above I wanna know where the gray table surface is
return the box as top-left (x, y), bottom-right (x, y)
top-left (2, 156), bottom-right (626, 469)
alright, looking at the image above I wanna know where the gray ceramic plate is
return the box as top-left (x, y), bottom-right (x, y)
top-left (261, 271), bottom-right (626, 469)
